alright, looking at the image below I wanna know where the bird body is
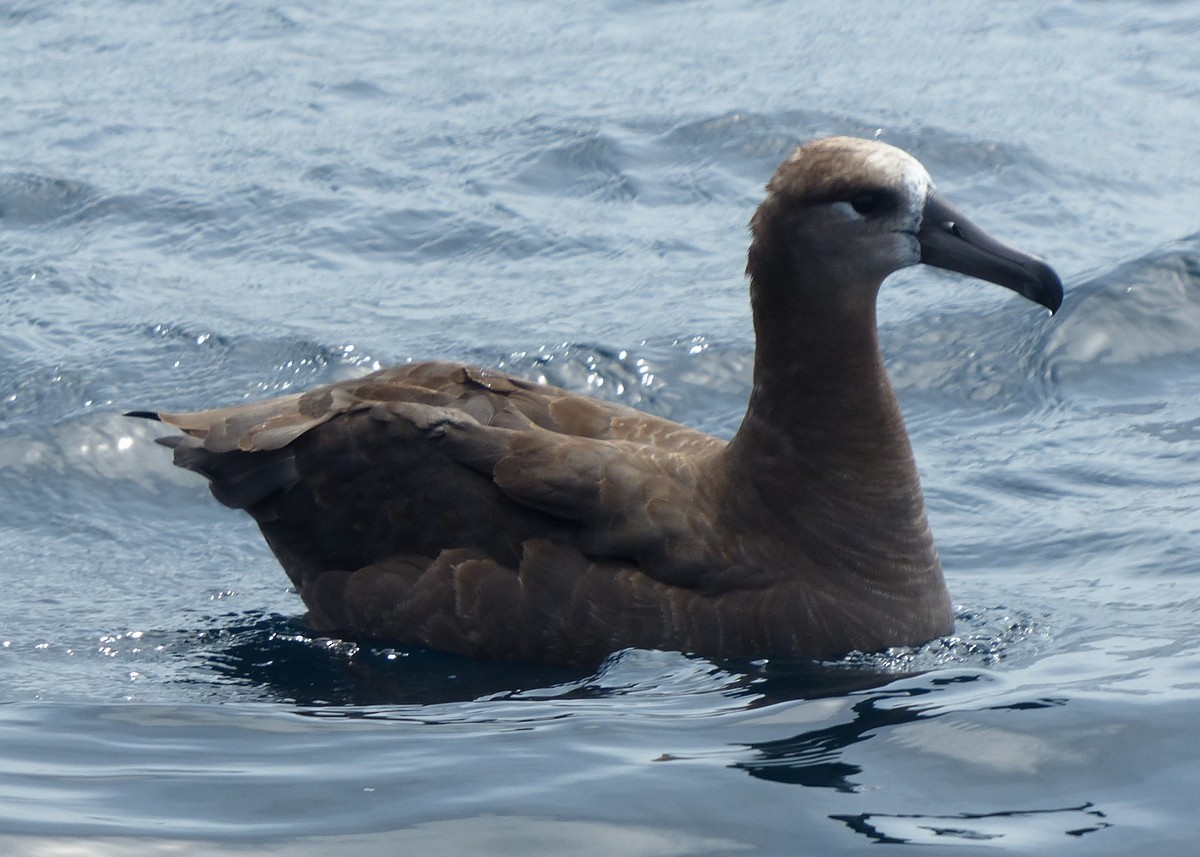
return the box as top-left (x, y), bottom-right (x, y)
top-left (135, 137), bottom-right (1063, 666)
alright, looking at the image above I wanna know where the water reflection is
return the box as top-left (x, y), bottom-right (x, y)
top-left (736, 672), bottom-right (1069, 791)
top-left (195, 610), bottom-right (915, 709)
top-left (832, 802), bottom-right (1110, 846)
top-left (737, 685), bottom-right (935, 792)
top-left (187, 613), bottom-right (1111, 847)
top-left (197, 614), bottom-right (590, 706)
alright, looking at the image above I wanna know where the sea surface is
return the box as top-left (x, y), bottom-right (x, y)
top-left (2, 1), bottom-right (1200, 854)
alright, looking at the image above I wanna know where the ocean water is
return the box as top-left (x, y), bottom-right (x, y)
top-left (2, 1), bottom-right (1200, 853)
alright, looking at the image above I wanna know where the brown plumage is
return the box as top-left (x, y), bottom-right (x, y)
top-left (132, 137), bottom-right (1063, 666)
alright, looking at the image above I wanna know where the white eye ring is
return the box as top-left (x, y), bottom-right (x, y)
top-left (829, 200), bottom-right (866, 222)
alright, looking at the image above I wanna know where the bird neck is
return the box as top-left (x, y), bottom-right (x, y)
top-left (732, 275), bottom-right (909, 469)
top-left (721, 268), bottom-right (940, 585)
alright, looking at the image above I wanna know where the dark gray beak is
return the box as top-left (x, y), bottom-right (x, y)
top-left (918, 191), bottom-right (1063, 313)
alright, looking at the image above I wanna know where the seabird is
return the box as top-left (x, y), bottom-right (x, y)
top-left (130, 136), bottom-right (1063, 666)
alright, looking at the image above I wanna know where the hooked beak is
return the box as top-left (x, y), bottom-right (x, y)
top-left (918, 191), bottom-right (1063, 313)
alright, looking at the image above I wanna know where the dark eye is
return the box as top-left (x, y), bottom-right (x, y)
top-left (850, 192), bottom-right (879, 216)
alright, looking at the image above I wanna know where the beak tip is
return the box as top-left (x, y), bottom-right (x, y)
top-left (1028, 259), bottom-right (1064, 315)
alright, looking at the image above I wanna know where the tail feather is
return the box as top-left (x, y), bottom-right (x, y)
top-left (165, 434), bottom-right (300, 511)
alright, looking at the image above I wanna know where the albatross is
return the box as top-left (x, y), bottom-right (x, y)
top-left (131, 136), bottom-right (1063, 666)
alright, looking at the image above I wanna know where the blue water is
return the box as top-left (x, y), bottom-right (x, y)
top-left (3, 1), bottom-right (1200, 853)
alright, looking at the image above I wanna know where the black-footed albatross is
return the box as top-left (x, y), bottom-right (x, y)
top-left (130, 136), bottom-right (1063, 667)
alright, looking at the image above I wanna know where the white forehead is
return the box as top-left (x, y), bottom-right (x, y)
top-left (860, 142), bottom-right (931, 200)
top-left (787, 137), bottom-right (933, 202)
